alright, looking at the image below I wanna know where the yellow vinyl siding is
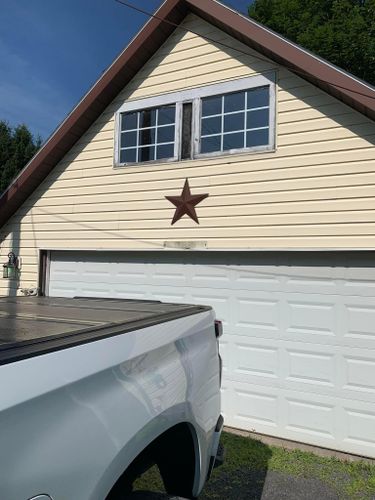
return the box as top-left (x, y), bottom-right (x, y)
top-left (1, 13), bottom-right (375, 295)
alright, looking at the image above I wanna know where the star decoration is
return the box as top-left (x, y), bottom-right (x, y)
top-left (165, 179), bottom-right (209, 225)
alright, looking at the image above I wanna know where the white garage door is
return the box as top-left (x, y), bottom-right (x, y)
top-left (48, 250), bottom-right (375, 458)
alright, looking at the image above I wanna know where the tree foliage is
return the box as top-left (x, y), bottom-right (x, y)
top-left (248, 0), bottom-right (375, 85)
top-left (0, 121), bottom-right (41, 194)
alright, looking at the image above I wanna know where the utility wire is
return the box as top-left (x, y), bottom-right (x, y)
top-left (114, 0), bottom-right (375, 101)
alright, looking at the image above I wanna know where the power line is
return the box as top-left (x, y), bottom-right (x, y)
top-left (114, 0), bottom-right (375, 101)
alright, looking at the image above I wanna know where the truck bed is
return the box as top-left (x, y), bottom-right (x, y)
top-left (0, 296), bottom-right (210, 365)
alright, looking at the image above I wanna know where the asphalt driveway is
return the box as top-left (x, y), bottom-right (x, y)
top-left (199, 467), bottom-right (340, 499)
top-left (134, 431), bottom-right (375, 499)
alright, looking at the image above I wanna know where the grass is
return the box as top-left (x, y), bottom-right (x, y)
top-left (133, 431), bottom-right (375, 499)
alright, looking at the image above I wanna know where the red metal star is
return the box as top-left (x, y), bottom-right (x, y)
top-left (165, 179), bottom-right (209, 225)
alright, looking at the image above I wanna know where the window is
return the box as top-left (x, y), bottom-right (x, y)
top-left (115, 73), bottom-right (275, 166)
top-left (200, 87), bottom-right (270, 155)
top-left (119, 105), bottom-right (176, 163)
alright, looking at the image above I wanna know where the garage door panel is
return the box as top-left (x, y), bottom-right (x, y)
top-left (225, 336), bottom-right (332, 392)
top-left (343, 406), bottom-right (375, 449)
top-left (150, 264), bottom-right (189, 287)
top-left (49, 280), bottom-right (142, 300)
top-left (48, 283), bottom-right (79, 297)
top-left (115, 289), bottom-right (149, 300)
top-left (282, 263), bottom-right (341, 295)
top-left (151, 263), bottom-right (233, 290)
top-left (227, 336), bottom-right (375, 404)
top-left (231, 385), bottom-right (279, 430)
top-left (190, 294), bottom-right (232, 330)
top-left (235, 295), bottom-right (280, 332)
top-left (232, 341), bottom-right (279, 381)
top-left (79, 286), bottom-right (113, 298)
top-left (342, 354), bottom-right (375, 397)
top-left (80, 267), bottom-right (147, 286)
top-left (231, 292), bottom-right (375, 349)
top-left (231, 291), bottom-right (281, 340)
top-left (190, 265), bottom-right (234, 289)
top-left (285, 397), bottom-right (336, 440)
top-left (343, 300), bottom-right (375, 348)
top-left (342, 280), bottom-right (375, 297)
top-left (219, 382), bottom-right (232, 427)
top-left (286, 278), bottom-right (375, 297)
top-left (283, 346), bottom-right (375, 404)
top-left (284, 347), bottom-right (336, 389)
top-left (151, 292), bottom-right (189, 303)
top-left (232, 265), bottom-right (283, 293)
top-left (116, 266), bottom-right (152, 285)
top-left (48, 250), bottom-right (375, 457)
top-left (284, 296), bottom-right (338, 342)
top-left (225, 380), bottom-right (375, 457)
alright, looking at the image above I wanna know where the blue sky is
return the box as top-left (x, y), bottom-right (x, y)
top-left (0, 0), bottom-right (252, 141)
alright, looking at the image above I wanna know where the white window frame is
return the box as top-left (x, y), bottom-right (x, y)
top-left (114, 72), bottom-right (276, 167)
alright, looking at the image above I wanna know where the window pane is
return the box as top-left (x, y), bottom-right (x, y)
top-left (224, 91), bottom-right (245, 113)
top-left (139, 146), bottom-right (155, 162)
top-left (247, 87), bottom-right (269, 109)
top-left (156, 143), bottom-right (174, 160)
top-left (246, 128), bottom-right (269, 147)
top-left (119, 103), bottom-right (178, 164)
top-left (139, 109), bottom-right (157, 128)
top-left (120, 148), bottom-right (137, 163)
top-left (157, 125), bottom-right (175, 143)
top-left (247, 109), bottom-right (269, 129)
top-left (202, 96), bottom-right (222, 117)
top-left (201, 135), bottom-right (221, 154)
top-left (158, 105), bottom-right (175, 125)
top-left (139, 128), bottom-right (155, 146)
top-left (224, 112), bottom-right (245, 133)
top-left (223, 132), bottom-right (244, 150)
top-left (121, 112), bottom-right (137, 131)
top-left (121, 131), bottom-right (137, 148)
top-left (201, 116), bottom-right (222, 136)
top-left (181, 103), bottom-right (192, 160)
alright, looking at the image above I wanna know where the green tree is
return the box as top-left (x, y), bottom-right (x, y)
top-left (0, 121), bottom-right (41, 194)
top-left (248, 0), bottom-right (375, 85)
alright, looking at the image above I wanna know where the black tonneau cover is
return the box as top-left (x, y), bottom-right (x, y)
top-left (0, 297), bottom-right (210, 365)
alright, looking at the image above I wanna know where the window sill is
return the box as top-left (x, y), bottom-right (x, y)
top-left (113, 145), bottom-right (276, 169)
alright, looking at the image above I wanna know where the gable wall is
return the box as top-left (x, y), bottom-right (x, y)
top-left (1, 13), bottom-right (375, 295)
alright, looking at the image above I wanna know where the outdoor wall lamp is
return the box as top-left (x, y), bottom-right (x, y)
top-left (3, 252), bottom-right (20, 279)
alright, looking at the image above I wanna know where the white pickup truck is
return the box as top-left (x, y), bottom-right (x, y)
top-left (0, 296), bottom-right (223, 500)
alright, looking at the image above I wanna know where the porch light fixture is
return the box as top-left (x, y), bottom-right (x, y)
top-left (3, 252), bottom-right (19, 280)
